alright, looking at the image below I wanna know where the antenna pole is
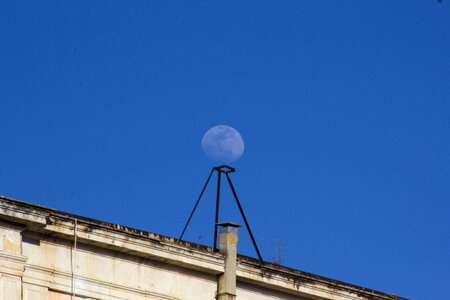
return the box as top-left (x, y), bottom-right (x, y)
top-left (178, 168), bottom-right (214, 242)
top-left (225, 173), bottom-right (264, 265)
top-left (213, 170), bottom-right (222, 250)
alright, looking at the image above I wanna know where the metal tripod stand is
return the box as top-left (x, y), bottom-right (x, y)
top-left (178, 165), bottom-right (263, 265)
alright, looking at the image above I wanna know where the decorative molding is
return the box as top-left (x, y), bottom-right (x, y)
top-left (24, 264), bottom-right (180, 300)
top-left (0, 251), bottom-right (27, 277)
top-left (0, 196), bottom-right (406, 300)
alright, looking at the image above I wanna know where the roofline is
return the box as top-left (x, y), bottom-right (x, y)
top-left (0, 195), bottom-right (408, 300)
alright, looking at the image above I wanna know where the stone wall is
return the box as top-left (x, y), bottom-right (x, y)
top-left (0, 196), bottom-right (404, 300)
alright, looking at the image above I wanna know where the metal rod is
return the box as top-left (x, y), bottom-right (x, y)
top-left (225, 173), bottom-right (264, 265)
top-left (178, 168), bottom-right (214, 242)
top-left (213, 170), bottom-right (222, 250)
top-left (72, 218), bottom-right (78, 299)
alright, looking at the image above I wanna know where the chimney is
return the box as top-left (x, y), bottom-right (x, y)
top-left (217, 222), bottom-right (240, 300)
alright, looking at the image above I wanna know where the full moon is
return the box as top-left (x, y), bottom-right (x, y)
top-left (201, 125), bottom-right (245, 164)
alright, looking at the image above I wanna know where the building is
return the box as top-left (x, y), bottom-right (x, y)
top-left (0, 196), bottom-right (406, 300)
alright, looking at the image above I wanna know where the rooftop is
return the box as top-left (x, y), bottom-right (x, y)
top-left (0, 195), bottom-right (407, 300)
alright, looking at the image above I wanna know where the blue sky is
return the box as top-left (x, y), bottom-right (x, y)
top-left (1, 1), bottom-right (449, 299)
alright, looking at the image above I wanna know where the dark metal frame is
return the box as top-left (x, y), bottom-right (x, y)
top-left (178, 165), bottom-right (264, 265)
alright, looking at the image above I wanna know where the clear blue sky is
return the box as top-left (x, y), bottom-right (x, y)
top-left (1, 2), bottom-right (449, 299)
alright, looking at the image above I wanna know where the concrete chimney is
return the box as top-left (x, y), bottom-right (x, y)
top-left (217, 222), bottom-right (240, 300)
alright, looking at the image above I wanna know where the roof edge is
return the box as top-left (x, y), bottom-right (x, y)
top-left (0, 195), bottom-right (408, 300)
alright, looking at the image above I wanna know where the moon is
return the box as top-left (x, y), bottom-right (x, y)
top-left (201, 125), bottom-right (245, 164)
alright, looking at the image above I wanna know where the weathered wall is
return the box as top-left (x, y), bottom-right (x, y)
top-left (0, 197), bottom-right (405, 300)
top-left (20, 231), bottom-right (218, 300)
top-left (237, 282), bottom-right (303, 300)
top-left (0, 220), bottom-right (301, 300)
top-left (0, 221), bottom-right (25, 300)
top-left (0, 224), bottom-right (303, 300)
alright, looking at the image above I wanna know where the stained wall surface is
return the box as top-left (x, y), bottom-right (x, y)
top-left (1, 223), bottom-right (220, 299)
top-left (0, 197), bottom-right (405, 300)
top-left (0, 222), bottom-right (302, 300)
